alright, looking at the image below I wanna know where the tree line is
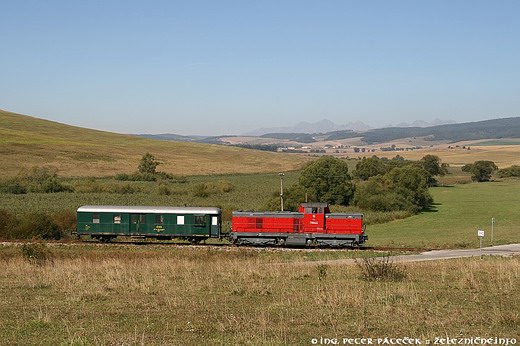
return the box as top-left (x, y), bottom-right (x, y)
top-left (275, 155), bottom-right (445, 214)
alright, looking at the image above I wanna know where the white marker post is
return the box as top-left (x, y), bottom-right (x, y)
top-left (477, 229), bottom-right (485, 259)
top-left (491, 217), bottom-right (496, 246)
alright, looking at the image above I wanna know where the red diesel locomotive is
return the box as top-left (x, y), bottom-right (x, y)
top-left (230, 203), bottom-right (367, 247)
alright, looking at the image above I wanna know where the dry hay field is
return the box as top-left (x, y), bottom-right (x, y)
top-left (346, 143), bottom-right (520, 168)
top-left (0, 110), bottom-right (307, 178)
top-left (0, 244), bottom-right (518, 345)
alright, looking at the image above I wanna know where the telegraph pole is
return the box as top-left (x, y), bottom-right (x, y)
top-left (279, 173), bottom-right (285, 211)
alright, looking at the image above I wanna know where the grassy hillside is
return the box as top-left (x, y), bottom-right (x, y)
top-left (0, 110), bottom-right (307, 177)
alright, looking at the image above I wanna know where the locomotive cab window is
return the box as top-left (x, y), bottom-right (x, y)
top-left (194, 215), bottom-right (206, 227)
top-left (113, 214), bottom-right (121, 224)
top-left (92, 213), bottom-right (100, 224)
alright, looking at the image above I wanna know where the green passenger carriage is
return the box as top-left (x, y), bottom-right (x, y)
top-left (77, 206), bottom-right (221, 243)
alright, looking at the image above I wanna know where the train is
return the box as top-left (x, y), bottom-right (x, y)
top-left (76, 202), bottom-right (367, 247)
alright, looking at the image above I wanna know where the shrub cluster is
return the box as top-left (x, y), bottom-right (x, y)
top-left (0, 209), bottom-right (75, 240)
top-left (193, 180), bottom-right (234, 198)
top-left (355, 254), bottom-right (407, 281)
top-left (0, 167), bottom-right (73, 194)
top-left (21, 243), bottom-right (54, 266)
top-left (353, 165), bottom-right (433, 213)
top-left (114, 171), bottom-right (179, 182)
top-left (497, 165), bottom-right (520, 178)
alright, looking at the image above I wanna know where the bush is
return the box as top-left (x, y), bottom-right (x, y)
top-left (193, 183), bottom-right (210, 198)
top-left (114, 173), bottom-right (130, 181)
top-left (497, 165), bottom-right (520, 178)
top-left (52, 210), bottom-right (77, 235)
top-left (193, 181), bottom-right (234, 198)
top-left (0, 180), bottom-right (27, 194)
top-left (0, 210), bottom-right (18, 239)
top-left (21, 243), bottom-right (54, 266)
top-left (355, 254), bottom-right (407, 281)
top-left (40, 177), bottom-right (74, 193)
top-left (17, 213), bottom-right (62, 240)
top-left (13, 166), bottom-right (74, 193)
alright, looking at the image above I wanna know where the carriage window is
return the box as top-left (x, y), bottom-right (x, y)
top-left (194, 215), bottom-right (206, 227)
top-left (212, 216), bottom-right (218, 226)
top-left (155, 214), bottom-right (164, 224)
top-left (131, 214), bottom-right (146, 224)
top-left (177, 216), bottom-right (185, 225)
top-left (113, 214), bottom-right (121, 224)
top-left (93, 213), bottom-right (100, 224)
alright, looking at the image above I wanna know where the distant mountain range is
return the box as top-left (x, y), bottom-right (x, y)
top-left (243, 118), bottom-right (457, 136)
top-left (243, 119), bottom-right (372, 136)
top-left (137, 117), bottom-right (520, 145)
top-left (393, 119), bottom-right (457, 128)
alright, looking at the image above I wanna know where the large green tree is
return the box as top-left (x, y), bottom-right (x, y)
top-left (353, 156), bottom-right (388, 180)
top-left (299, 156), bottom-right (355, 206)
top-left (420, 155), bottom-right (449, 186)
top-left (462, 161), bottom-right (498, 182)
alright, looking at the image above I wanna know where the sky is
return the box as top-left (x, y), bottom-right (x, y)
top-left (1, 0), bottom-right (519, 135)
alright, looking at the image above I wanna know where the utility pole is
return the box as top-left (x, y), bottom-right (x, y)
top-left (279, 173), bottom-right (285, 211)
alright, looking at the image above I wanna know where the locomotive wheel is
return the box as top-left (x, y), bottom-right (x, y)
top-left (306, 239), bottom-right (317, 247)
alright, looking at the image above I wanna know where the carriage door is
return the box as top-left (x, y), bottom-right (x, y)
top-left (130, 214), bottom-right (146, 234)
top-left (210, 216), bottom-right (219, 237)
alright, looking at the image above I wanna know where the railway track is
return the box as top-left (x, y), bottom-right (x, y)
top-left (0, 238), bottom-right (427, 252)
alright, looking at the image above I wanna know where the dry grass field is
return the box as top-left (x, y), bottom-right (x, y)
top-left (0, 244), bottom-right (518, 345)
top-left (0, 110), bottom-right (307, 177)
top-left (345, 145), bottom-right (520, 168)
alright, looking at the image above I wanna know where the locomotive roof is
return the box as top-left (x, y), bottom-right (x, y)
top-left (77, 205), bottom-right (221, 214)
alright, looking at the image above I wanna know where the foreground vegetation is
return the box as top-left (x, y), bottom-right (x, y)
top-left (0, 244), bottom-right (517, 345)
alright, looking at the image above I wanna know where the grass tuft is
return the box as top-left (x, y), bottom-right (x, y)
top-left (355, 253), bottom-right (407, 281)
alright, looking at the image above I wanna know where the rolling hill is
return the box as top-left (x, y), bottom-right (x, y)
top-left (0, 110), bottom-right (307, 177)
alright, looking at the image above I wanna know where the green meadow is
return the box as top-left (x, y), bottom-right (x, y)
top-left (369, 180), bottom-right (520, 248)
